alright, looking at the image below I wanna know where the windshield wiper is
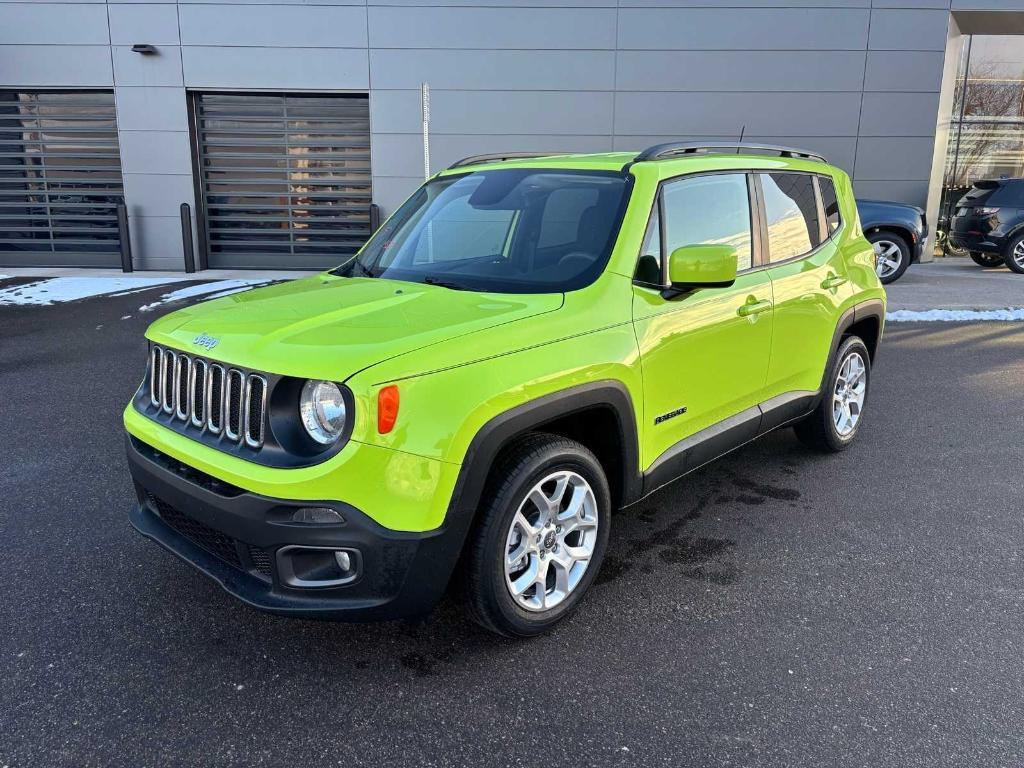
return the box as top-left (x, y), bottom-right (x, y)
top-left (422, 275), bottom-right (469, 291)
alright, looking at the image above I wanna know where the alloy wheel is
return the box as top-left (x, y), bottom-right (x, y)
top-left (504, 470), bottom-right (599, 612)
top-left (1013, 240), bottom-right (1024, 269)
top-left (873, 239), bottom-right (903, 280)
top-left (833, 351), bottom-right (867, 437)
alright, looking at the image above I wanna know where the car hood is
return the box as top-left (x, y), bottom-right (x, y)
top-left (145, 274), bottom-right (564, 381)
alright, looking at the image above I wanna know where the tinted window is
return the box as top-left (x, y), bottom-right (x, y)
top-left (760, 173), bottom-right (821, 262)
top-left (661, 174), bottom-right (753, 272)
top-left (340, 169), bottom-right (630, 294)
top-left (818, 176), bottom-right (841, 236)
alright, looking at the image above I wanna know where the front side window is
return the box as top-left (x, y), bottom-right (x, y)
top-left (337, 169), bottom-right (630, 293)
top-left (818, 175), bottom-right (842, 236)
top-left (659, 173), bottom-right (753, 272)
top-left (760, 173), bottom-right (821, 262)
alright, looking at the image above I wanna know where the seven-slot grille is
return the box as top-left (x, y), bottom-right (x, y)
top-left (149, 346), bottom-right (267, 448)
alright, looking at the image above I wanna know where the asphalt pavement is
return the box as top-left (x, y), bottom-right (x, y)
top-left (1, 278), bottom-right (1023, 767)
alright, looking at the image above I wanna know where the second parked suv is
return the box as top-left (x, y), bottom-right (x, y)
top-left (949, 178), bottom-right (1024, 273)
top-left (125, 143), bottom-right (884, 637)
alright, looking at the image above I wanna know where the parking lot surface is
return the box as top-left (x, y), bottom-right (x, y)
top-left (2, 279), bottom-right (1023, 767)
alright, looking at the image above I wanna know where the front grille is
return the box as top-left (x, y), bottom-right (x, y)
top-left (146, 492), bottom-right (242, 570)
top-left (148, 346), bottom-right (267, 448)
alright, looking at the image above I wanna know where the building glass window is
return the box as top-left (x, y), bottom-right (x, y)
top-left (940, 35), bottom-right (1024, 236)
top-left (0, 90), bottom-right (123, 268)
top-left (192, 92), bottom-right (372, 270)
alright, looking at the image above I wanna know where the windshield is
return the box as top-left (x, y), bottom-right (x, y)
top-left (334, 169), bottom-right (631, 293)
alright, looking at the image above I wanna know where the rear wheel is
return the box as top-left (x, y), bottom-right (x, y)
top-left (1003, 233), bottom-right (1024, 274)
top-left (794, 337), bottom-right (871, 453)
top-left (970, 251), bottom-right (1004, 268)
top-left (464, 433), bottom-right (610, 637)
top-left (867, 231), bottom-right (910, 284)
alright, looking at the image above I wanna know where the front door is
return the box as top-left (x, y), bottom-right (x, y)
top-left (632, 172), bottom-right (773, 472)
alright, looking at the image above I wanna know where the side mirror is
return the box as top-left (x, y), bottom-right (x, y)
top-left (663, 244), bottom-right (738, 298)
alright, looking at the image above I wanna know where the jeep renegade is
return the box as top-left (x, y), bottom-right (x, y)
top-left (125, 143), bottom-right (885, 637)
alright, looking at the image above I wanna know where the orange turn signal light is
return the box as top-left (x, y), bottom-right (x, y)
top-left (377, 385), bottom-right (400, 434)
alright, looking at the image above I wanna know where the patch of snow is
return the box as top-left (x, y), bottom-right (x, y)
top-left (138, 279), bottom-right (273, 312)
top-left (886, 308), bottom-right (1024, 322)
top-left (0, 276), bottom-right (185, 306)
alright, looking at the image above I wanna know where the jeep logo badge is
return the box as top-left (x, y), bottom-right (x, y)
top-left (192, 332), bottom-right (219, 351)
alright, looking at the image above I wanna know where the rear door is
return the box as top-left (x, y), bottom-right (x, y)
top-left (632, 172), bottom-right (773, 470)
top-left (760, 172), bottom-right (852, 401)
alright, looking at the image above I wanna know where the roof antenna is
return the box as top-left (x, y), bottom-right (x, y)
top-left (737, 125), bottom-right (745, 153)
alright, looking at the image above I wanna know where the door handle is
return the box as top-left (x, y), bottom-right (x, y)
top-left (821, 274), bottom-right (848, 290)
top-left (737, 298), bottom-right (772, 317)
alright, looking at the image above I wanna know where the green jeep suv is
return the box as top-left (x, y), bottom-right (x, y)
top-left (125, 143), bottom-right (885, 637)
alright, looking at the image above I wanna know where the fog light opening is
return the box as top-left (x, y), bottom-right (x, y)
top-left (276, 545), bottom-right (361, 589)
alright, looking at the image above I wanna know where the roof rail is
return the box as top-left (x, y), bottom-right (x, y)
top-left (633, 142), bottom-right (827, 164)
top-left (447, 152), bottom-right (565, 170)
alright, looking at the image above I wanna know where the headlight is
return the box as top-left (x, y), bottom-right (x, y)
top-left (299, 380), bottom-right (347, 444)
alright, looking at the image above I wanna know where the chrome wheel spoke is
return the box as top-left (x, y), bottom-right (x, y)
top-left (504, 469), bottom-right (600, 613)
top-left (832, 350), bottom-right (867, 437)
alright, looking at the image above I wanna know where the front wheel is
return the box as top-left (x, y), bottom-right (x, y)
top-left (1003, 233), bottom-right (1024, 274)
top-left (794, 337), bottom-right (871, 452)
top-left (868, 231), bottom-right (911, 284)
top-left (464, 433), bottom-right (611, 637)
top-left (970, 251), bottom-right (1004, 268)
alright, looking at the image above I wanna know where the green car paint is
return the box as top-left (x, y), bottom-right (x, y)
top-left (125, 150), bottom-right (883, 571)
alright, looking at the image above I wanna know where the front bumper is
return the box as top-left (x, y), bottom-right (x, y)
top-left (126, 435), bottom-right (463, 620)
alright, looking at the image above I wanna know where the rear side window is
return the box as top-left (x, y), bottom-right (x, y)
top-left (818, 176), bottom-right (841, 236)
top-left (661, 174), bottom-right (753, 272)
top-left (760, 173), bottom-right (821, 262)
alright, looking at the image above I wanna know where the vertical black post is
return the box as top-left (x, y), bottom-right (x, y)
top-left (180, 202), bottom-right (196, 273)
top-left (116, 202), bottom-right (133, 273)
top-left (369, 202), bottom-right (380, 234)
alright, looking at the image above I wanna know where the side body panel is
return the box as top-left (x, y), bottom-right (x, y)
top-left (631, 272), bottom-right (773, 470)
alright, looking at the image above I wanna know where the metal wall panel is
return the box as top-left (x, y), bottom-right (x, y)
top-left (191, 91), bottom-right (371, 270)
top-left (616, 7), bottom-right (869, 49)
top-left (0, 89), bottom-right (124, 267)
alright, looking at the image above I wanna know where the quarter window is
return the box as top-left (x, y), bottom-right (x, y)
top-left (661, 174), bottom-right (753, 272)
top-left (760, 173), bottom-right (821, 262)
top-left (818, 176), bottom-right (842, 236)
top-left (634, 208), bottom-right (662, 285)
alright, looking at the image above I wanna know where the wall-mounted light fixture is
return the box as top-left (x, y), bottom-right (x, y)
top-left (131, 44), bottom-right (158, 55)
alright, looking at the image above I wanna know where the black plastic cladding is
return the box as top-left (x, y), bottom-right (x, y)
top-left (134, 344), bottom-right (354, 469)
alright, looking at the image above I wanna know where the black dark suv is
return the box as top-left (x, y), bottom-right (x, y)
top-left (948, 179), bottom-right (1024, 274)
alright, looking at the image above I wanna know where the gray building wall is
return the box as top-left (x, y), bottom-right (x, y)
top-left (2, 0), bottom-right (1022, 270)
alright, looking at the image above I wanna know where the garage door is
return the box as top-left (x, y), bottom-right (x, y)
top-left (0, 90), bottom-right (124, 268)
top-left (191, 92), bottom-right (372, 270)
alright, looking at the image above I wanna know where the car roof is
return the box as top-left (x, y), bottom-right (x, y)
top-left (436, 150), bottom-right (833, 177)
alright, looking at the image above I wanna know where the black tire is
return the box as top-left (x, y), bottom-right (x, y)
top-left (970, 251), bottom-right (1004, 268)
top-left (1003, 232), bottom-right (1024, 274)
top-left (794, 336), bottom-right (871, 453)
top-left (463, 433), bottom-right (611, 638)
top-left (867, 230), bottom-right (911, 285)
